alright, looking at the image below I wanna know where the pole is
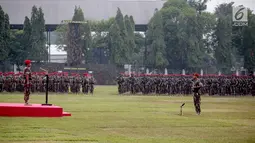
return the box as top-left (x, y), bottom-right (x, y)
top-left (49, 30), bottom-right (51, 63)
top-left (180, 103), bottom-right (185, 116)
top-left (144, 35), bottom-right (147, 72)
top-left (47, 31), bottom-right (49, 62)
top-left (41, 68), bottom-right (52, 106)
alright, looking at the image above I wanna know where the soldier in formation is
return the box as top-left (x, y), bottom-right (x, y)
top-left (250, 73), bottom-right (255, 97)
top-left (0, 72), bottom-right (96, 95)
top-left (116, 73), bottom-right (255, 96)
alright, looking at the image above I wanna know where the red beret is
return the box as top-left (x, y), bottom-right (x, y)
top-left (24, 60), bottom-right (31, 65)
top-left (194, 73), bottom-right (199, 77)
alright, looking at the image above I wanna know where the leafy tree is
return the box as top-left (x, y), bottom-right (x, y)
top-left (0, 10), bottom-right (11, 71)
top-left (83, 21), bottom-right (92, 64)
top-left (115, 8), bottom-right (129, 64)
top-left (0, 6), bottom-right (8, 63)
top-left (124, 15), bottom-right (136, 63)
top-left (6, 16), bottom-right (33, 71)
top-left (115, 8), bottom-right (126, 35)
top-left (30, 6), bottom-right (47, 62)
top-left (38, 7), bottom-right (47, 61)
top-left (156, 0), bottom-right (216, 73)
top-left (66, 6), bottom-right (84, 66)
top-left (160, 0), bottom-right (189, 70)
top-left (56, 6), bottom-right (92, 65)
top-left (90, 18), bottom-right (115, 32)
top-left (9, 30), bottom-right (26, 71)
top-left (213, 3), bottom-right (255, 73)
top-left (241, 9), bottom-right (255, 71)
top-left (134, 33), bottom-right (145, 53)
top-left (187, 0), bottom-right (208, 14)
top-left (133, 33), bottom-right (145, 66)
top-left (23, 16), bottom-right (32, 57)
top-left (129, 16), bottom-right (135, 29)
top-left (3, 13), bottom-right (10, 52)
top-left (213, 2), bottom-right (235, 73)
top-left (8, 16), bottom-right (32, 71)
top-left (146, 11), bottom-right (168, 69)
top-left (108, 22), bottom-right (123, 65)
top-left (90, 19), bottom-right (114, 64)
top-left (72, 6), bottom-right (85, 21)
top-left (159, 0), bottom-right (193, 71)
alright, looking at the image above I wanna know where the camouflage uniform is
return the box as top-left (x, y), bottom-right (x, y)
top-left (82, 77), bottom-right (89, 94)
top-left (89, 77), bottom-right (95, 94)
top-left (0, 75), bottom-right (4, 92)
top-left (192, 77), bottom-right (203, 115)
top-left (129, 74), bottom-right (136, 94)
top-left (116, 75), bottom-right (124, 94)
top-left (23, 66), bottom-right (32, 104)
top-left (251, 76), bottom-right (255, 96)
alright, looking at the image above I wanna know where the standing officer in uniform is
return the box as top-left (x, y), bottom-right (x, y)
top-left (192, 73), bottom-right (203, 115)
top-left (0, 72), bottom-right (3, 92)
top-left (89, 75), bottom-right (96, 95)
top-left (23, 60), bottom-right (32, 105)
top-left (129, 74), bottom-right (135, 94)
top-left (116, 74), bottom-right (124, 94)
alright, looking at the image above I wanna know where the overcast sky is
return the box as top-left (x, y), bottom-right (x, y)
top-left (206, 0), bottom-right (254, 12)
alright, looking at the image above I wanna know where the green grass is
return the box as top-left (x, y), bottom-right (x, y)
top-left (0, 86), bottom-right (255, 143)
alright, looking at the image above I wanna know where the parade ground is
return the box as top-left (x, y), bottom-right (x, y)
top-left (0, 86), bottom-right (254, 143)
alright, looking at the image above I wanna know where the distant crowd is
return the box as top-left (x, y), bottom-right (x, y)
top-left (0, 72), bottom-right (96, 94)
top-left (116, 74), bottom-right (255, 96)
top-left (1, 71), bottom-right (255, 96)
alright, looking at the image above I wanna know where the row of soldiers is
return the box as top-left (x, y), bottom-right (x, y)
top-left (0, 72), bottom-right (96, 94)
top-left (116, 74), bottom-right (255, 96)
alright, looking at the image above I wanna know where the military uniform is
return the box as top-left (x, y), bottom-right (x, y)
top-left (0, 74), bottom-right (4, 92)
top-left (192, 74), bottom-right (203, 115)
top-left (23, 60), bottom-right (32, 105)
top-left (82, 75), bottom-right (89, 94)
top-left (89, 77), bottom-right (95, 94)
top-left (251, 76), bottom-right (255, 96)
top-left (116, 75), bottom-right (125, 94)
top-left (129, 74), bottom-right (136, 94)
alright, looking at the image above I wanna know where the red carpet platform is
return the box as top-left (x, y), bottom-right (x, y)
top-left (0, 103), bottom-right (71, 117)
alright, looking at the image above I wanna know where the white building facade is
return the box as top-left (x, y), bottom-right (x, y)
top-left (48, 45), bottom-right (67, 63)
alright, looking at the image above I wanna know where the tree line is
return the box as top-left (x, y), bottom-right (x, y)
top-left (0, 5), bottom-right (46, 71)
top-left (55, 6), bottom-right (141, 67)
top-left (0, 0), bottom-right (255, 74)
top-left (146, 0), bottom-right (255, 74)
top-left (56, 0), bottom-right (255, 74)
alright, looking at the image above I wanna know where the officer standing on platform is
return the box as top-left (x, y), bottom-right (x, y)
top-left (23, 60), bottom-right (32, 105)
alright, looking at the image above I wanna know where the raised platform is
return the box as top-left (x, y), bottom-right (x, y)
top-left (0, 103), bottom-right (71, 117)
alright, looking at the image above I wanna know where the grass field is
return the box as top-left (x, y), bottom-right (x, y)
top-left (0, 86), bottom-right (255, 143)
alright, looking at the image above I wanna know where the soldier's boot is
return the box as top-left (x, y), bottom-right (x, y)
top-left (193, 93), bottom-right (201, 115)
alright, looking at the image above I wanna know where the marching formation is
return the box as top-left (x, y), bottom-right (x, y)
top-left (0, 72), bottom-right (96, 94)
top-left (116, 74), bottom-right (255, 96)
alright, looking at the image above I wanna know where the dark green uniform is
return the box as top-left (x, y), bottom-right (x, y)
top-left (192, 79), bottom-right (203, 115)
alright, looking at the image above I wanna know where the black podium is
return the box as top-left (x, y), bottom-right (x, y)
top-left (42, 74), bottom-right (52, 106)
